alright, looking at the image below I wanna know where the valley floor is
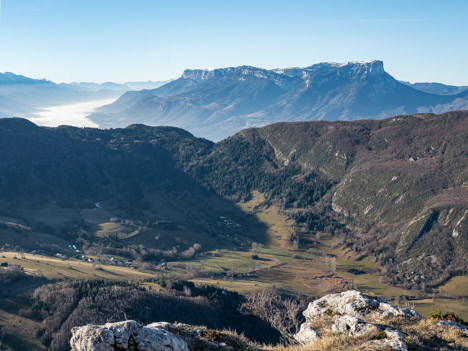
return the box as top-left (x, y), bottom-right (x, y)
top-left (1, 196), bottom-right (467, 350)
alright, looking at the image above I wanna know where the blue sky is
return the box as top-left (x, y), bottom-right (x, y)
top-left (0, 0), bottom-right (467, 85)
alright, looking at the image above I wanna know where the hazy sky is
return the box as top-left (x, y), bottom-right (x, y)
top-left (0, 0), bottom-right (467, 85)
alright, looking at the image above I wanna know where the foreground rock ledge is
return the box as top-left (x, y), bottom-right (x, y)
top-left (71, 320), bottom-right (189, 351)
top-left (70, 290), bottom-right (468, 351)
top-left (295, 290), bottom-right (424, 351)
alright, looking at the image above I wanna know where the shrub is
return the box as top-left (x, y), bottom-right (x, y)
top-left (371, 331), bottom-right (387, 340)
top-left (428, 309), bottom-right (467, 326)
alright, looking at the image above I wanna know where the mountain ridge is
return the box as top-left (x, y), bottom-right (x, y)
top-left (401, 81), bottom-right (468, 95)
top-left (0, 72), bottom-right (52, 85)
top-left (89, 61), bottom-right (468, 141)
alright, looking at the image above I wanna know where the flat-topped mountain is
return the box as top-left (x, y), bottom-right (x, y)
top-left (89, 61), bottom-right (468, 140)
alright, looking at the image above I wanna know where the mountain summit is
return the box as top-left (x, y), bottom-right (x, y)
top-left (89, 61), bottom-right (468, 140)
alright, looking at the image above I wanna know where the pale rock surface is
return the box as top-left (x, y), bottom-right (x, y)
top-left (294, 290), bottom-right (423, 350)
top-left (70, 320), bottom-right (189, 351)
top-left (331, 316), bottom-right (376, 336)
top-left (294, 322), bottom-right (319, 345)
top-left (367, 329), bottom-right (408, 351)
top-left (303, 290), bottom-right (423, 321)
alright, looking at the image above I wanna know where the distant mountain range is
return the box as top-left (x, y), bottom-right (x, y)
top-left (1, 63), bottom-right (467, 140)
top-left (401, 81), bottom-right (468, 95)
top-left (89, 61), bottom-right (468, 140)
top-left (0, 72), bottom-right (169, 119)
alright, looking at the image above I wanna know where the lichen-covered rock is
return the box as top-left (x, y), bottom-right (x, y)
top-left (70, 320), bottom-right (189, 351)
top-left (303, 290), bottom-right (423, 321)
top-left (331, 316), bottom-right (376, 336)
top-left (294, 322), bottom-right (319, 345)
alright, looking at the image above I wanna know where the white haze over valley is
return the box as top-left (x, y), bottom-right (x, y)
top-left (28, 98), bottom-right (116, 128)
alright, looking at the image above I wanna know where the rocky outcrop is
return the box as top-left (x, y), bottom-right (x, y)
top-left (303, 290), bottom-right (423, 321)
top-left (294, 322), bottom-right (319, 345)
top-left (295, 290), bottom-right (424, 350)
top-left (69, 292), bottom-right (468, 351)
top-left (70, 320), bottom-right (189, 351)
top-left (70, 320), bottom-right (254, 351)
top-left (331, 316), bottom-right (376, 336)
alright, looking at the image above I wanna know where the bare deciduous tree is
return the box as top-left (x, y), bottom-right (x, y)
top-left (325, 256), bottom-right (336, 273)
top-left (240, 290), bottom-right (302, 345)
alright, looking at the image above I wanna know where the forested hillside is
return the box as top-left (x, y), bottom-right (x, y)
top-left (189, 111), bottom-right (468, 289)
top-left (0, 111), bottom-right (467, 289)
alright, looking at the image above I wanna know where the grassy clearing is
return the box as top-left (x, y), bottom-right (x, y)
top-left (0, 252), bottom-right (153, 281)
top-left (438, 276), bottom-right (468, 297)
top-left (255, 258), bottom-right (329, 295)
top-left (178, 249), bottom-right (281, 274)
top-left (336, 258), bottom-right (412, 297)
top-left (94, 222), bottom-right (128, 237)
top-left (190, 278), bottom-right (272, 294)
top-left (259, 247), bottom-right (294, 264)
top-left (396, 298), bottom-right (468, 321)
top-left (234, 198), bottom-right (415, 298)
top-left (237, 191), bottom-right (294, 248)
